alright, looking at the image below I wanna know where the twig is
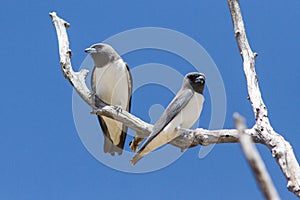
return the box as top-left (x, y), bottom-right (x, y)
top-left (234, 113), bottom-right (280, 200)
top-left (228, 0), bottom-right (300, 197)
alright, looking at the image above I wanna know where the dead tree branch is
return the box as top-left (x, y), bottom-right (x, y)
top-left (228, 0), bottom-right (300, 197)
top-left (49, 12), bottom-right (256, 150)
top-left (50, 4), bottom-right (300, 196)
top-left (234, 113), bottom-right (280, 200)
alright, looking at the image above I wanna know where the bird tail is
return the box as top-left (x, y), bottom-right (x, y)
top-left (103, 136), bottom-right (122, 156)
top-left (99, 116), bottom-right (127, 156)
top-left (130, 153), bottom-right (144, 166)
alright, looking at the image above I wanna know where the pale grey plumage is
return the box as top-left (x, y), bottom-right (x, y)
top-left (130, 72), bottom-right (205, 165)
top-left (85, 43), bottom-right (132, 156)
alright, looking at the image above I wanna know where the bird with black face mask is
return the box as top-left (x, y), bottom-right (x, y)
top-left (85, 43), bottom-right (132, 156)
top-left (130, 72), bottom-right (206, 165)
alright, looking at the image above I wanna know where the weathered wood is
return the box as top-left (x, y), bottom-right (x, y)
top-left (228, 0), bottom-right (300, 197)
top-left (235, 113), bottom-right (280, 200)
top-left (50, 6), bottom-right (300, 197)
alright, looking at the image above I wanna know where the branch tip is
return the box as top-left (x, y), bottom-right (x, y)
top-left (49, 12), bottom-right (57, 18)
top-left (233, 112), bottom-right (246, 131)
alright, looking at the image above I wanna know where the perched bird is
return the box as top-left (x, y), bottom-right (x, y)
top-left (85, 43), bottom-right (132, 156)
top-left (130, 72), bottom-right (205, 165)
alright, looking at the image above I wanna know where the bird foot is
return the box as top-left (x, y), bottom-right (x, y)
top-left (89, 91), bottom-right (96, 99)
top-left (113, 105), bottom-right (123, 114)
top-left (176, 126), bottom-right (192, 135)
top-left (90, 108), bottom-right (101, 115)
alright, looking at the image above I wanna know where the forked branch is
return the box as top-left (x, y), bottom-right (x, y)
top-left (228, 0), bottom-right (300, 197)
top-left (50, 4), bottom-right (300, 196)
top-left (49, 11), bottom-right (260, 149)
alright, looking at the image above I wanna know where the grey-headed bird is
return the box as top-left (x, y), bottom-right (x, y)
top-left (85, 43), bottom-right (132, 156)
top-left (130, 72), bottom-right (205, 165)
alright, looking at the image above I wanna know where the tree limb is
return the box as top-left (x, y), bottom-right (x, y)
top-left (49, 12), bottom-right (255, 150)
top-left (50, 5), bottom-right (300, 196)
top-left (234, 113), bottom-right (280, 200)
top-left (228, 0), bottom-right (300, 197)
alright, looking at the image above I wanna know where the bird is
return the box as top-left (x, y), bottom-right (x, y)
top-left (85, 43), bottom-right (132, 156)
top-left (130, 72), bottom-right (205, 165)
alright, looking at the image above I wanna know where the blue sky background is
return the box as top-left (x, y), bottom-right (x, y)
top-left (1, 0), bottom-right (300, 199)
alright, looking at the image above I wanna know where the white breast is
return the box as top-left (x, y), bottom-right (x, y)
top-left (91, 59), bottom-right (131, 145)
top-left (91, 59), bottom-right (130, 108)
top-left (162, 92), bottom-right (204, 139)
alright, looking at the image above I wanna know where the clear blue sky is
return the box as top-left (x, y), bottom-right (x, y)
top-left (1, 0), bottom-right (300, 199)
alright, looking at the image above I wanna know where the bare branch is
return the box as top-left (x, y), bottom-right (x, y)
top-left (49, 11), bottom-right (264, 150)
top-left (234, 113), bottom-right (280, 200)
top-left (50, 8), bottom-right (300, 197)
top-left (49, 12), bottom-right (152, 136)
top-left (49, 12), bottom-right (266, 150)
top-left (228, 0), bottom-right (300, 197)
top-left (49, 12), bottom-right (104, 109)
top-left (50, 12), bottom-right (254, 150)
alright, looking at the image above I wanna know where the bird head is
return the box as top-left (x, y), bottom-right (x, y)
top-left (85, 43), bottom-right (120, 67)
top-left (185, 72), bottom-right (206, 94)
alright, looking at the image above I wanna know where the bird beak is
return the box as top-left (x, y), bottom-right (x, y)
top-left (195, 76), bottom-right (205, 84)
top-left (84, 47), bottom-right (97, 54)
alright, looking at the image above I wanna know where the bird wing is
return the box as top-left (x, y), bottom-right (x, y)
top-left (126, 63), bottom-right (146, 152)
top-left (116, 63), bottom-right (133, 152)
top-left (91, 62), bottom-right (132, 155)
top-left (138, 88), bottom-right (194, 152)
top-left (125, 63), bottom-right (133, 112)
top-left (97, 115), bottom-right (120, 155)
